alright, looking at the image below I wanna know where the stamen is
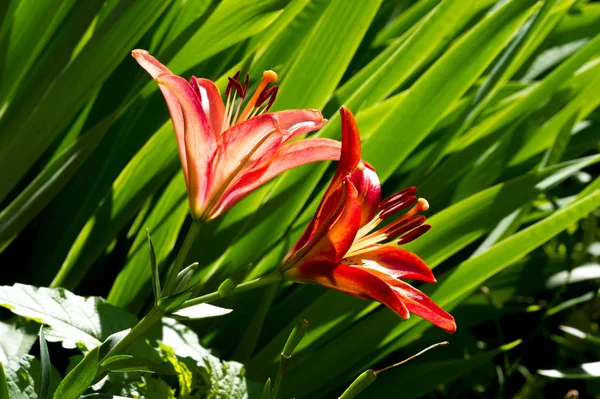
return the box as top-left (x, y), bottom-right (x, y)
top-left (397, 224), bottom-right (431, 245)
top-left (383, 215), bottom-right (426, 239)
top-left (225, 71), bottom-right (242, 97)
top-left (379, 187), bottom-right (416, 209)
top-left (238, 70), bottom-right (278, 122)
top-left (379, 196), bottom-right (416, 219)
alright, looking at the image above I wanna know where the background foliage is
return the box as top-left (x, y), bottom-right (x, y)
top-left (0, 0), bottom-right (599, 397)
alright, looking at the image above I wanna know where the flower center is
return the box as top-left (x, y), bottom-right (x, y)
top-left (346, 187), bottom-right (431, 257)
top-left (222, 70), bottom-right (279, 131)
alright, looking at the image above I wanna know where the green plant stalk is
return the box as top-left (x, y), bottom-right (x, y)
top-left (161, 221), bottom-right (202, 296)
top-left (179, 272), bottom-right (282, 309)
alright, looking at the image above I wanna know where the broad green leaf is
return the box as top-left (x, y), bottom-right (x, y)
top-left (455, 33), bottom-right (600, 152)
top-left (0, 0), bottom-right (76, 112)
top-left (362, 0), bottom-right (537, 181)
top-left (0, 363), bottom-right (8, 399)
top-left (0, 0), bottom-right (172, 203)
top-left (0, 116), bottom-right (111, 248)
top-left (273, 0), bottom-right (383, 111)
top-left (108, 175), bottom-right (187, 312)
top-left (54, 346), bottom-right (99, 399)
top-left (0, 284), bottom-right (136, 350)
top-left (51, 122), bottom-right (178, 289)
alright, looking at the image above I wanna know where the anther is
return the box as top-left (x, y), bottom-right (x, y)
top-left (384, 215), bottom-right (426, 239)
top-left (380, 187), bottom-right (417, 209)
top-left (238, 70), bottom-right (278, 121)
top-left (397, 224), bottom-right (431, 245)
top-left (379, 196), bottom-right (416, 219)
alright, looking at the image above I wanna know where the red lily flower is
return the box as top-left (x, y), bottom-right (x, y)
top-left (132, 50), bottom-right (341, 220)
top-left (281, 107), bottom-right (456, 333)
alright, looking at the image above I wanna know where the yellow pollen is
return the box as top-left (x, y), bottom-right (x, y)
top-left (238, 71), bottom-right (278, 121)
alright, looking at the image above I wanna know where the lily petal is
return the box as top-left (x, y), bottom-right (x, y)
top-left (211, 138), bottom-right (341, 219)
top-left (345, 244), bottom-right (435, 283)
top-left (271, 109), bottom-right (327, 140)
top-left (283, 182), bottom-right (361, 268)
top-left (326, 107), bottom-right (362, 196)
top-left (190, 77), bottom-right (225, 137)
top-left (349, 164), bottom-right (381, 227)
top-left (285, 263), bottom-right (410, 320)
top-left (132, 50), bottom-right (188, 186)
top-left (392, 280), bottom-right (457, 333)
top-left (209, 114), bottom-right (281, 203)
top-left (155, 74), bottom-right (215, 218)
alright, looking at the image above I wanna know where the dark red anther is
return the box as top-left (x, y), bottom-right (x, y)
top-left (397, 224), bottom-right (431, 245)
top-left (256, 85), bottom-right (279, 110)
top-left (384, 215), bottom-right (426, 239)
top-left (225, 71), bottom-right (241, 96)
top-left (379, 195), bottom-right (416, 219)
top-left (264, 86), bottom-right (278, 111)
top-left (380, 186), bottom-right (417, 209)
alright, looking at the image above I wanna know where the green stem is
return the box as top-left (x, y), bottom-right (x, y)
top-left (271, 355), bottom-right (287, 399)
top-left (162, 221), bottom-right (202, 296)
top-left (102, 305), bottom-right (164, 362)
top-left (179, 272), bottom-right (282, 309)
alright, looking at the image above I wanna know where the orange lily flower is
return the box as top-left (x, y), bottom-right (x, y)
top-left (281, 107), bottom-right (456, 333)
top-left (132, 50), bottom-right (341, 220)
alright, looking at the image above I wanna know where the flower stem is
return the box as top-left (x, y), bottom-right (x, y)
top-left (162, 221), bottom-right (202, 296)
top-left (179, 272), bottom-right (282, 309)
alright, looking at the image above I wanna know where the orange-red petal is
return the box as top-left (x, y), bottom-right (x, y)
top-left (392, 280), bottom-right (456, 333)
top-left (282, 182), bottom-right (361, 268)
top-left (284, 263), bottom-right (410, 320)
top-left (345, 245), bottom-right (435, 283)
top-left (348, 164), bottom-right (381, 227)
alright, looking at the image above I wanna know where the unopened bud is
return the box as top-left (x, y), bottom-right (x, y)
top-left (282, 319), bottom-right (310, 357)
top-left (339, 369), bottom-right (377, 399)
top-left (218, 278), bottom-right (237, 297)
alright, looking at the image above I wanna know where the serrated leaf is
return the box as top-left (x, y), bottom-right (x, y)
top-left (0, 319), bottom-right (38, 366)
top-left (4, 355), bottom-right (60, 399)
top-left (0, 284), bottom-right (136, 350)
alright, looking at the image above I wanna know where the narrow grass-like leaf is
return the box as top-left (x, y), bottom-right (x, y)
top-left (147, 230), bottom-right (161, 305)
top-left (53, 346), bottom-right (99, 399)
top-left (38, 328), bottom-right (50, 399)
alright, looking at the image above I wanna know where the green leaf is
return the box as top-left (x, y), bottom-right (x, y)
top-left (0, 0), bottom-right (172, 203)
top-left (170, 303), bottom-right (232, 320)
top-left (0, 284), bottom-right (136, 350)
top-left (364, 341), bottom-right (521, 398)
top-left (38, 328), bottom-right (50, 399)
top-left (0, 319), bottom-right (38, 366)
top-left (362, 0), bottom-right (537, 181)
top-left (538, 361), bottom-right (600, 379)
top-left (0, 116), bottom-right (110, 248)
top-left (273, 0), bottom-right (383, 111)
top-left (146, 230), bottom-right (161, 304)
top-left (53, 346), bottom-right (99, 399)
top-left (0, 363), bottom-right (9, 399)
top-left (4, 355), bottom-right (60, 399)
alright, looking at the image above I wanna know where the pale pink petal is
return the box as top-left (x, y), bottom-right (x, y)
top-left (210, 138), bottom-right (341, 218)
top-left (190, 77), bottom-right (225, 137)
top-left (132, 50), bottom-right (188, 187)
top-left (208, 114), bottom-right (281, 203)
top-left (270, 109), bottom-right (327, 140)
top-left (155, 74), bottom-right (215, 218)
